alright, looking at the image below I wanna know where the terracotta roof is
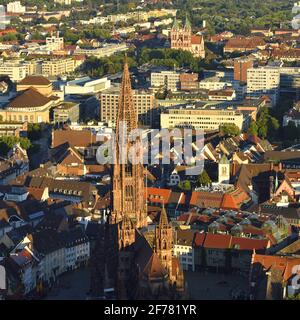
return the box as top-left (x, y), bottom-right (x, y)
top-left (203, 233), bottom-right (232, 249)
top-left (252, 253), bottom-right (300, 282)
top-left (194, 232), bottom-right (206, 247)
top-left (18, 75), bottom-right (51, 86)
top-left (231, 237), bottom-right (269, 251)
top-left (146, 187), bottom-right (172, 204)
top-left (191, 35), bottom-right (203, 45)
top-left (225, 37), bottom-right (265, 50)
top-left (221, 188), bottom-right (251, 210)
top-left (7, 88), bottom-right (52, 109)
top-left (190, 191), bottom-right (223, 208)
top-left (52, 129), bottom-right (97, 148)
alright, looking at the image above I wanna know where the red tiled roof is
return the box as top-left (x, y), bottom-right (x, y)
top-left (145, 187), bottom-right (172, 204)
top-left (203, 233), bottom-right (232, 249)
top-left (231, 237), bottom-right (269, 251)
top-left (190, 191), bottom-right (223, 208)
top-left (252, 254), bottom-right (300, 282)
top-left (194, 232), bottom-right (206, 247)
top-left (191, 35), bottom-right (203, 45)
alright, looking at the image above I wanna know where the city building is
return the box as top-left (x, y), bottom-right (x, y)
top-left (151, 71), bottom-right (180, 92)
top-left (100, 85), bottom-right (155, 126)
top-left (160, 103), bottom-right (246, 131)
top-left (6, 1), bottom-right (25, 13)
top-left (17, 75), bottom-right (53, 97)
top-left (247, 67), bottom-right (280, 104)
top-left (52, 102), bottom-right (80, 124)
top-left (0, 88), bottom-right (56, 123)
top-left (170, 16), bottom-right (205, 58)
top-left (234, 58), bottom-right (254, 83)
top-left (0, 61), bottom-right (27, 82)
top-left (74, 43), bottom-right (128, 58)
top-left (41, 58), bottom-right (76, 77)
top-left (179, 73), bottom-right (199, 91)
top-left (64, 77), bottom-right (111, 95)
top-left (45, 32), bottom-right (64, 52)
top-left (283, 102), bottom-right (300, 127)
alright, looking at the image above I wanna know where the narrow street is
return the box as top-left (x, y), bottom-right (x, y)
top-left (29, 126), bottom-right (51, 170)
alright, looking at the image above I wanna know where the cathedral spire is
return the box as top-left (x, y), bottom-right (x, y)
top-left (159, 204), bottom-right (169, 228)
top-left (117, 54), bottom-right (137, 132)
top-left (172, 17), bottom-right (179, 30)
top-left (184, 13), bottom-right (191, 30)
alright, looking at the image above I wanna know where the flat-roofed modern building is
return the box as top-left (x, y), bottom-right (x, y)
top-left (151, 71), bottom-right (181, 92)
top-left (160, 103), bottom-right (245, 131)
top-left (64, 76), bottom-right (111, 95)
top-left (53, 102), bottom-right (80, 124)
top-left (100, 85), bottom-right (155, 126)
top-left (247, 67), bottom-right (280, 103)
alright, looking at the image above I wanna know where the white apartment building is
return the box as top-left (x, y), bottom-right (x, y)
top-left (151, 71), bottom-right (181, 92)
top-left (247, 67), bottom-right (280, 102)
top-left (46, 33), bottom-right (64, 51)
top-left (42, 58), bottom-right (76, 76)
top-left (199, 77), bottom-right (231, 91)
top-left (0, 61), bottom-right (27, 82)
top-left (173, 230), bottom-right (195, 272)
top-left (6, 1), bottom-right (26, 13)
top-left (160, 104), bottom-right (245, 131)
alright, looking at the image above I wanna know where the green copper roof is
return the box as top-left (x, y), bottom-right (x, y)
top-left (172, 17), bottom-right (179, 30)
top-left (184, 14), bottom-right (192, 30)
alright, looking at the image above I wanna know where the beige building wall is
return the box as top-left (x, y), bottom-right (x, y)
top-left (160, 108), bottom-right (244, 131)
top-left (100, 89), bottom-right (155, 125)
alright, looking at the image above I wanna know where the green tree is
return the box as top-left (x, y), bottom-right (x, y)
top-left (178, 180), bottom-right (191, 191)
top-left (220, 123), bottom-right (240, 137)
top-left (197, 170), bottom-right (212, 187)
top-left (247, 120), bottom-right (258, 136)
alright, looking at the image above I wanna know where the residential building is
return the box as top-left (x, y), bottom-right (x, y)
top-left (100, 85), bottom-right (155, 126)
top-left (151, 71), bottom-right (180, 92)
top-left (74, 43), bottom-right (128, 58)
top-left (283, 103), bottom-right (300, 127)
top-left (174, 229), bottom-right (196, 271)
top-left (234, 58), bottom-right (254, 83)
top-left (208, 89), bottom-right (236, 101)
top-left (6, 1), bottom-right (25, 13)
top-left (247, 67), bottom-right (280, 103)
top-left (41, 58), bottom-right (76, 77)
top-left (0, 61), bottom-right (27, 82)
top-left (45, 32), bottom-right (64, 52)
top-left (179, 73), bottom-right (199, 91)
top-left (224, 37), bottom-right (266, 53)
